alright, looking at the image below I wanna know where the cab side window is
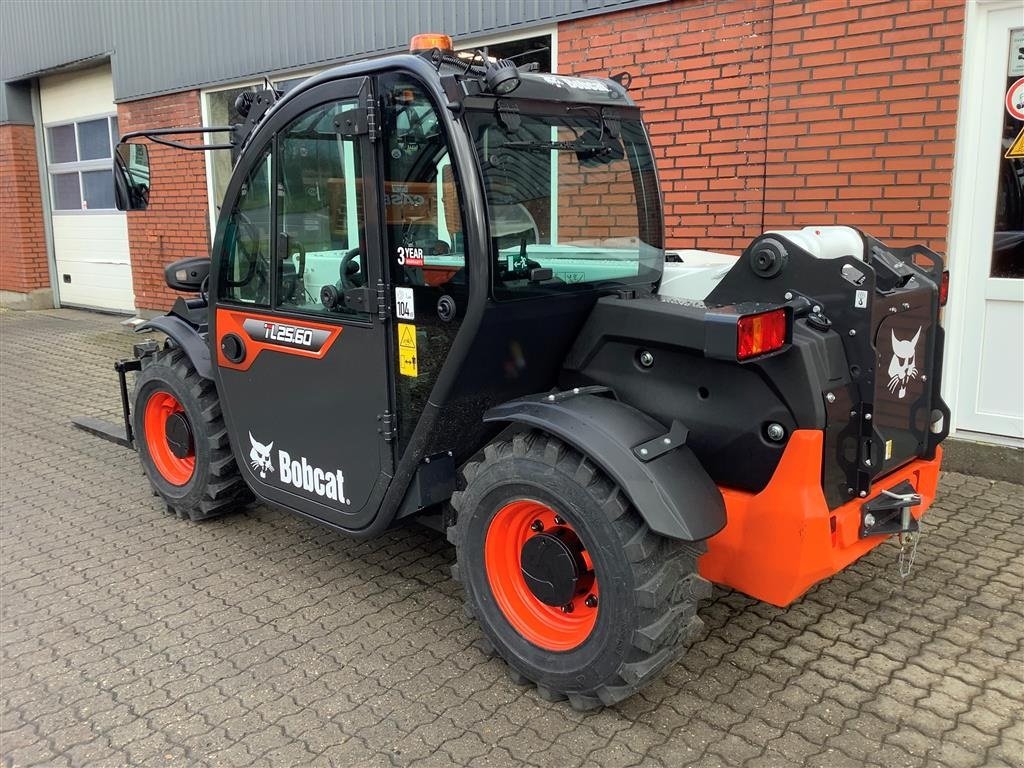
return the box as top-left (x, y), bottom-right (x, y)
top-left (380, 78), bottom-right (468, 454)
top-left (275, 100), bottom-right (368, 319)
top-left (381, 83), bottom-right (465, 288)
top-left (218, 151), bottom-right (272, 306)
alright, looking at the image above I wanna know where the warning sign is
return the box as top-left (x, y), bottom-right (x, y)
top-left (1007, 127), bottom-right (1024, 159)
top-left (398, 322), bottom-right (417, 377)
top-left (1010, 28), bottom-right (1024, 78)
top-left (1007, 77), bottom-right (1024, 122)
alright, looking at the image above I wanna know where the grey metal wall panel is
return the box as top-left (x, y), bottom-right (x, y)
top-left (0, 0), bottom-right (115, 81)
top-left (1, 82), bottom-right (34, 125)
top-left (2, 0), bottom-right (666, 103)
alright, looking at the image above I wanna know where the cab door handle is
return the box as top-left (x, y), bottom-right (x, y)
top-left (221, 333), bottom-right (246, 363)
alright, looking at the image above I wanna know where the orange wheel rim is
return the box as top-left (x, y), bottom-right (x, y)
top-left (143, 391), bottom-right (195, 486)
top-left (484, 499), bottom-right (599, 652)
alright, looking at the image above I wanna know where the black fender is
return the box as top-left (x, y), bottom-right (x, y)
top-left (484, 390), bottom-right (726, 542)
top-left (136, 315), bottom-right (213, 380)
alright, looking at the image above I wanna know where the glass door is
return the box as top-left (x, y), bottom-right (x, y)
top-left (213, 77), bottom-right (395, 532)
top-left (949, 5), bottom-right (1024, 440)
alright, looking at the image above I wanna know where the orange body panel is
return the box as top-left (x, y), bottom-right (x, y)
top-left (698, 430), bottom-right (942, 607)
top-left (215, 308), bottom-right (343, 372)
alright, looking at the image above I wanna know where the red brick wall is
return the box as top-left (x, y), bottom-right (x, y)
top-left (559, 0), bottom-right (964, 255)
top-left (118, 90), bottom-right (210, 311)
top-left (0, 124), bottom-right (50, 294)
top-left (557, 153), bottom-right (645, 242)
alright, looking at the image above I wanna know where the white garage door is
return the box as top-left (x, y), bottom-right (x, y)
top-left (40, 65), bottom-right (135, 313)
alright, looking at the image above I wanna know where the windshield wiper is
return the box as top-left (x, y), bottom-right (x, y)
top-left (502, 139), bottom-right (613, 154)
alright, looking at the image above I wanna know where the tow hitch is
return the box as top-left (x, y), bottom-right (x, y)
top-left (860, 480), bottom-right (923, 577)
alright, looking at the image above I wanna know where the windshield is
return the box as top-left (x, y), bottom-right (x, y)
top-left (466, 107), bottom-right (663, 299)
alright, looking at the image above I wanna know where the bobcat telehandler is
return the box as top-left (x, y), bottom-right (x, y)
top-left (87, 33), bottom-right (950, 709)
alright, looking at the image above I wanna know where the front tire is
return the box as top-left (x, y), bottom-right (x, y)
top-left (133, 347), bottom-right (251, 521)
top-left (448, 431), bottom-right (710, 710)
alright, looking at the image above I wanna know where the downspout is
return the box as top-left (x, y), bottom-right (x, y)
top-left (30, 79), bottom-right (60, 308)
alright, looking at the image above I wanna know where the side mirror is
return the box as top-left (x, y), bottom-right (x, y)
top-left (164, 257), bottom-right (210, 292)
top-left (113, 142), bottom-right (150, 211)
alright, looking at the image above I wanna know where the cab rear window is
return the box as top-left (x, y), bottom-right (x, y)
top-left (466, 108), bottom-right (663, 299)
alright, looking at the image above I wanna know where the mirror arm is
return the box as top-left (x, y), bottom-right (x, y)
top-left (119, 126), bottom-right (236, 152)
top-left (146, 136), bottom-right (234, 151)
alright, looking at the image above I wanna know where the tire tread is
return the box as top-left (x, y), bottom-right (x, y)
top-left (135, 348), bottom-right (251, 521)
top-left (448, 430), bottom-right (710, 711)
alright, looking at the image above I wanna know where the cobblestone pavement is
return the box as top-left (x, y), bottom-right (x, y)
top-left (1, 308), bottom-right (1022, 768)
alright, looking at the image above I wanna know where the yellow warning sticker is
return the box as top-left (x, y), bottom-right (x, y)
top-left (885, 439), bottom-right (893, 461)
top-left (1006, 127), bottom-right (1024, 159)
top-left (398, 323), bottom-right (417, 377)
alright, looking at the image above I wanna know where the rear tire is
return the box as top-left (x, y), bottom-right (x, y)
top-left (133, 347), bottom-right (251, 521)
top-left (448, 431), bottom-right (710, 710)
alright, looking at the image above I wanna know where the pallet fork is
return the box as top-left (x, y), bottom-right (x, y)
top-left (72, 340), bottom-right (159, 449)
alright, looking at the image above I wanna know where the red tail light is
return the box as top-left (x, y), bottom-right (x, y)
top-left (737, 309), bottom-right (787, 360)
top-left (939, 269), bottom-right (949, 306)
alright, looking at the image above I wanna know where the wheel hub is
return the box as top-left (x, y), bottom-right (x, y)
top-left (164, 412), bottom-right (193, 459)
top-left (520, 532), bottom-right (582, 606)
top-left (143, 390), bottom-right (196, 486)
top-left (484, 499), bottom-right (600, 652)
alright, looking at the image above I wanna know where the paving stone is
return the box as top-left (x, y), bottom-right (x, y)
top-left (0, 307), bottom-right (1020, 768)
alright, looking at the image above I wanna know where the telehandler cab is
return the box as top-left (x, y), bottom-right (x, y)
top-left (87, 33), bottom-right (950, 709)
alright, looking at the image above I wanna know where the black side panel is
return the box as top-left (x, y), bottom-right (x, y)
top-left (562, 295), bottom-right (848, 492)
top-left (484, 392), bottom-right (726, 542)
top-left (425, 292), bottom-right (599, 464)
top-left (566, 341), bottom-right (793, 491)
top-left (136, 315), bottom-right (212, 380)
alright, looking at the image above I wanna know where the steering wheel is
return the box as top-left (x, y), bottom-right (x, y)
top-left (339, 247), bottom-right (363, 290)
top-left (321, 247), bottom-right (364, 311)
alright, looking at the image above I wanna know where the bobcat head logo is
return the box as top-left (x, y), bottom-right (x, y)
top-left (887, 327), bottom-right (921, 399)
top-left (249, 432), bottom-right (274, 479)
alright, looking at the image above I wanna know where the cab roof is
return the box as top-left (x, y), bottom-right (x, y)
top-left (278, 53), bottom-right (634, 121)
top-left (238, 54), bottom-right (638, 156)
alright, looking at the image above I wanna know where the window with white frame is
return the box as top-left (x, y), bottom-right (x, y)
top-left (205, 85), bottom-right (257, 211)
top-left (45, 116), bottom-right (119, 212)
top-left (204, 76), bottom-right (310, 215)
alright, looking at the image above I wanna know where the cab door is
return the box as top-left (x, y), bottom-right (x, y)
top-left (211, 77), bottom-right (393, 532)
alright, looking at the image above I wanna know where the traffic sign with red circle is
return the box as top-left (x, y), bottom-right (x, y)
top-left (1007, 77), bottom-right (1024, 122)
